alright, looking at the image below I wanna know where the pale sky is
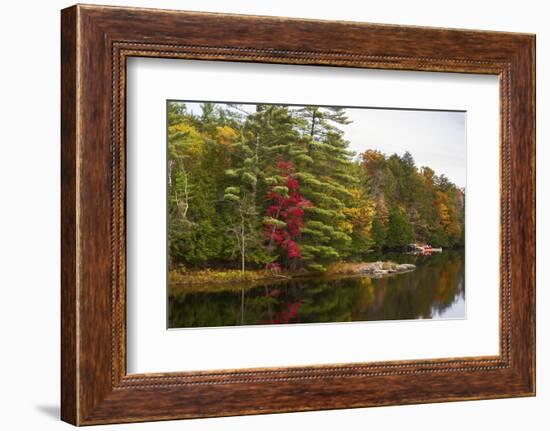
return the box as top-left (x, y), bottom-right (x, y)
top-left (342, 108), bottom-right (465, 188)
top-left (177, 102), bottom-right (466, 188)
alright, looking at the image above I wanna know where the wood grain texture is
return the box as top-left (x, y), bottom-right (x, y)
top-left (60, 4), bottom-right (535, 425)
top-left (60, 5), bottom-right (78, 425)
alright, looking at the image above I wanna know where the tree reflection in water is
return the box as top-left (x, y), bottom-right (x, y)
top-left (168, 250), bottom-right (465, 328)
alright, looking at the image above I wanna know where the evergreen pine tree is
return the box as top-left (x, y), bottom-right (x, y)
top-left (385, 206), bottom-right (414, 249)
top-left (292, 107), bottom-right (357, 271)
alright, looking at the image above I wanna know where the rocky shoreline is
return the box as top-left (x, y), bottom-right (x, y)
top-left (348, 261), bottom-right (416, 278)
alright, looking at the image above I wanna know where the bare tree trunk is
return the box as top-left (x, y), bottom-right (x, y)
top-left (181, 168), bottom-right (189, 218)
top-left (310, 110), bottom-right (316, 138)
top-left (267, 204), bottom-right (283, 253)
top-left (308, 109), bottom-right (317, 154)
top-left (171, 165), bottom-right (190, 220)
top-left (240, 213), bottom-right (245, 272)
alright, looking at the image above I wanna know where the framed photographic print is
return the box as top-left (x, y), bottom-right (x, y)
top-left (61, 4), bottom-right (535, 425)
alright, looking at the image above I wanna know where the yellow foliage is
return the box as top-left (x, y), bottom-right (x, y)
top-left (436, 191), bottom-right (450, 225)
top-left (337, 220), bottom-right (354, 235)
top-left (342, 188), bottom-right (376, 236)
top-left (436, 191), bottom-right (461, 238)
top-left (216, 125), bottom-right (238, 146)
top-left (168, 122), bottom-right (203, 158)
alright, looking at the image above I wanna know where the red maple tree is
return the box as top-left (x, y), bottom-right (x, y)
top-left (264, 160), bottom-right (312, 265)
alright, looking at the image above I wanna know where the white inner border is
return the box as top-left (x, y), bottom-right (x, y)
top-left (126, 58), bottom-right (500, 374)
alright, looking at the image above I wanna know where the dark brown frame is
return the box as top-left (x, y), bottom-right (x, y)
top-left (61, 4), bottom-right (536, 426)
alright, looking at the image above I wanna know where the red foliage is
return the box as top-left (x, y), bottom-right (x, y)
top-left (264, 160), bottom-right (312, 263)
top-left (270, 301), bottom-right (303, 324)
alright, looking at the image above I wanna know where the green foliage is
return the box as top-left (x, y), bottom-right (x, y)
top-left (385, 206), bottom-right (415, 249)
top-left (263, 216), bottom-right (287, 228)
top-left (370, 218), bottom-right (386, 250)
top-left (292, 107), bottom-right (357, 270)
top-left (360, 149), bottom-right (464, 250)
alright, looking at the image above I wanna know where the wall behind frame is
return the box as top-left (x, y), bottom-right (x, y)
top-left (0, 0), bottom-right (545, 430)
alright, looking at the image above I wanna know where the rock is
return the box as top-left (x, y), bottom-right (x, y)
top-left (396, 263), bottom-right (416, 271)
top-left (358, 266), bottom-right (373, 274)
top-left (372, 261), bottom-right (383, 270)
top-left (352, 261), bottom-right (416, 278)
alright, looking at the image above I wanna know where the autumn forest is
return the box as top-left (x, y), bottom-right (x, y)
top-left (167, 101), bottom-right (465, 282)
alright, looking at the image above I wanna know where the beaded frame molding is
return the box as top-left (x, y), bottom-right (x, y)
top-left (61, 4), bottom-right (535, 425)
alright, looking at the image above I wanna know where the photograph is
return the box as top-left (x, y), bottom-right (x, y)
top-left (167, 101), bottom-right (466, 328)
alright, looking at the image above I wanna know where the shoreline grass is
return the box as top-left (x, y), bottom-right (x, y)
top-left (169, 260), bottom-right (414, 288)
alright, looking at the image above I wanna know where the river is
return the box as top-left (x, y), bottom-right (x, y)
top-left (168, 249), bottom-right (465, 328)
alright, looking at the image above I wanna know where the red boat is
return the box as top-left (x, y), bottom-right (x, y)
top-left (408, 243), bottom-right (443, 254)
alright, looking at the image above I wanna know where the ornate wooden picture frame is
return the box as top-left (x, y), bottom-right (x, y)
top-left (61, 4), bottom-right (535, 425)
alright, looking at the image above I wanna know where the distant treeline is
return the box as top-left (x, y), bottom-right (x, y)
top-left (168, 102), bottom-right (465, 272)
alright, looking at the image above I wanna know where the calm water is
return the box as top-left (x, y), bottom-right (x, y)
top-left (168, 250), bottom-right (465, 329)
